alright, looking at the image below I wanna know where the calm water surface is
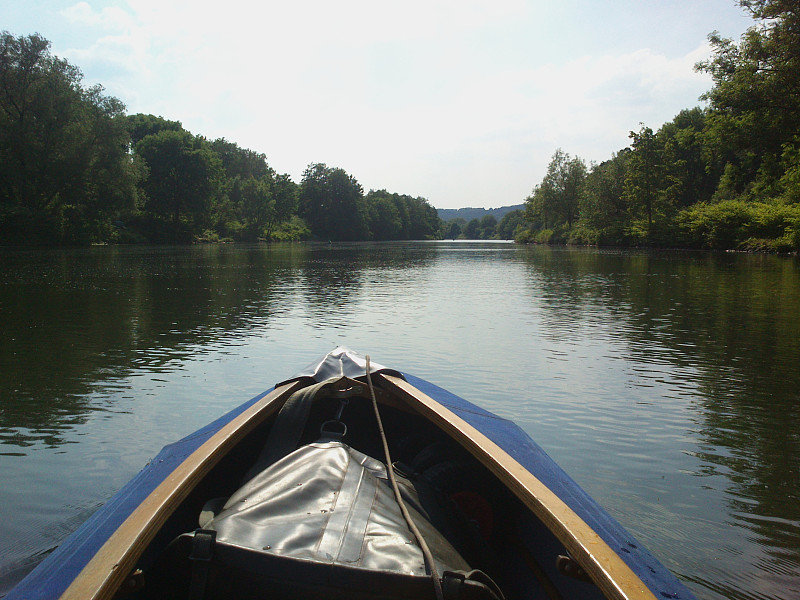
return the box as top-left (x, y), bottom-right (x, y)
top-left (1, 242), bottom-right (798, 599)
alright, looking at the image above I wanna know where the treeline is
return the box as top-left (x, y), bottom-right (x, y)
top-left (443, 211), bottom-right (526, 240)
top-left (0, 33), bottom-right (441, 245)
top-left (518, 0), bottom-right (800, 252)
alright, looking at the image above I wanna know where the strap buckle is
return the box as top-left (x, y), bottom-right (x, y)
top-left (189, 529), bottom-right (216, 562)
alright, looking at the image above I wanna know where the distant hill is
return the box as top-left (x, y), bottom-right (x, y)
top-left (437, 204), bottom-right (525, 222)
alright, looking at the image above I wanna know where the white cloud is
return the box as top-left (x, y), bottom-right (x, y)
top-left (40, 0), bottom-right (737, 207)
top-left (61, 1), bottom-right (134, 30)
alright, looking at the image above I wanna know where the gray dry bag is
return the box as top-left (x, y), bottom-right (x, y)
top-left (150, 440), bottom-right (502, 600)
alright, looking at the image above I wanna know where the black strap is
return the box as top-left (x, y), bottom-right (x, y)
top-left (442, 570), bottom-right (505, 600)
top-left (241, 380), bottom-right (329, 482)
top-left (188, 529), bottom-right (216, 600)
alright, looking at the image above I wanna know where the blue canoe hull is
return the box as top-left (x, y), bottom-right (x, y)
top-left (7, 350), bottom-right (697, 600)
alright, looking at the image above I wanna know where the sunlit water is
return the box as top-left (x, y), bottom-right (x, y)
top-left (1, 242), bottom-right (798, 599)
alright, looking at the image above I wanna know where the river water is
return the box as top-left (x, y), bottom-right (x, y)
top-left (0, 242), bottom-right (798, 599)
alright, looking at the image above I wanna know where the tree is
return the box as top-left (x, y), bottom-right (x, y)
top-left (524, 149), bottom-right (587, 231)
top-left (580, 150), bottom-right (631, 243)
top-left (210, 138), bottom-right (271, 180)
top-left (496, 210), bottom-right (525, 239)
top-left (658, 108), bottom-right (716, 209)
top-left (366, 194), bottom-right (403, 240)
top-left (696, 1), bottom-right (800, 201)
top-left (444, 220), bottom-right (462, 239)
top-left (624, 126), bottom-right (661, 239)
top-left (463, 218), bottom-right (480, 239)
top-left (363, 190), bottom-right (441, 240)
top-left (230, 175), bottom-right (274, 240)
top-left (524, 184), bottom-right (552, 230)
top-left (126, 114), bottom-right (183, 147)
top-left (272, 173), bottom-right (299, 228)
top-left (0, 32), bottom-right (140, 244)
top-left (299, 163), bottom-right (368, 240)
top-left (401, 195), bottom-right (441, 240)
top-left (479, 215), bottom-right (497, 239)
top-left (135, 130), bottom-right (223, 240)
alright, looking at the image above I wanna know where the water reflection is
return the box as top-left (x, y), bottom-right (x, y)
top-left (519, 247), bottom-right (800, 599)
top-left (0, 243), bottom-right (441, 448)
top-left (0, 245), bottom-right (298, 447)
top-left (1, 243), bottom-right (799, 600)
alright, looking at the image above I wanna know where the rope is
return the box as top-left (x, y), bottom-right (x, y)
top-left (365, 356), bottom-right (445, 600)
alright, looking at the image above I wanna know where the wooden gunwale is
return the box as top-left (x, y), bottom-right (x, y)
top-left (59, 371), bottom-right (660, 600)
top-left (60, 380), bottom-right (303, 600)
top-left (379, 374), bottom-right (658, 600)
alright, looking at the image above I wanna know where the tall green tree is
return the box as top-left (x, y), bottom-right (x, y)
top-left (580, 150), bottom-right (631, 243)
top-left (463, 218), bottom-right (480, 239)
top-left (496, 209), bottom-right (525, 240)
top-left (135, 130), bottom-right (223, 240)
top-left (0, 32), bottom-right (140, 244)
top-left (299, 163), bottom-right (368, 240)
top-left (658, 108), bottom-right (716, 209)
top-left (444, 220), bottom-right (463, 239)
top-left (624, 126), bottom-right (662, 239)
top-left (210, 138), bottom-right (272, 180)
top-left (525, 149), bottom-right (587, 231)
top-left (366, 194), bottom-right (403, 240)
top-left (364, 190), bottom-right (441, 240)
top-left (272, 173), bottom-right (299, 228)
top-left (125, 114), bottom-right (183, 147)
top-left (229, 175), bottom-right (275, 240)
top-left (696, 0), bottom-right (800, 201)
top-left (479, 214), bottom-right (497, 239)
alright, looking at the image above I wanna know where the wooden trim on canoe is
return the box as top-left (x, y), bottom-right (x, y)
top-left (380, 374), bottom-right (659, 600)
top-left (60, 381), bottom-right (303, 600)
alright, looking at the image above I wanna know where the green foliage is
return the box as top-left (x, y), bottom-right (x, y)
top-left (134, 130), bottom-right (224, 241)
top-left (195, 229), bottom-right (232, 244)
top-left (230, 175), bottom-right (275, 241)
top-left (457, 215), bottom-right (499, 240)
top-left (210, 138), bottom-right (272, 180)
top-left (463, 218), bottom-right (480, 239)
top-left (9, 4), bottom-right (800, 252)
top-left (495, 210), bottom-right (526, 240)
top-left (696, 0), bottom-right (800, 200)
top-left (516, 4), bottom-right (800, 252)
top-left (479, 215), bottom-right (497, 239)
top-left (678, 199), bottom-right (800, 250)
top-left (0, 32), bottom-right (141, 244)
top-left (660, 108), bottom-right (716, 208)
top-left (580, 151), bottom-right (631, 245)
top-left (299, 163), bottom-right (368, 241)
top-left (270, 216), bottom-right (311, 241)
top-left (273, 173), bottom-right (299, 225)
top-left (520, 150), bottom-right (587, 244)
top-left (365, 194), bottom-right (403, 240)
top-left (125, 114), bottom-right (183, 147)
top-left (525, 150), bottom-right (587, 231)
top-left (0, 34), bottom-right (444, 246)
top-left (623, 125), bottom-right (661, 237)
top-left (444, 220), bottom-right (462, 239)
top-left (364, 190), bottom-right (441, 240)
top-left (779, 136), bottom-right (800, 202)
top-left (517, 228), bottom-right (562, 244)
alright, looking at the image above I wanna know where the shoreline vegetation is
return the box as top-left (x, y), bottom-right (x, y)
top-left (516, 1), bottom-right (799, 253)
top-left (1, 1), bottom-right (798, 252)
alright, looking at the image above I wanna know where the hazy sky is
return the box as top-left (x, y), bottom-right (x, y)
top-left (3, 1), bottom-right (754, 209)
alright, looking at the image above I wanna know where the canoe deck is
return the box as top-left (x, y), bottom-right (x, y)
top-left (7, 349), bottom-right (697, 600)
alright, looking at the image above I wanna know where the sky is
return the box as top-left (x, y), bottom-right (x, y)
top-left (2, 1), bottom-right (754, 209)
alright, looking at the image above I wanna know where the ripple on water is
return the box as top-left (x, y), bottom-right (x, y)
top-left (2, 244), bottom-right (800, 600)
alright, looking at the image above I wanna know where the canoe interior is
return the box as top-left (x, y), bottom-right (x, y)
top-left (123, 376), bottom-right (607, 600)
